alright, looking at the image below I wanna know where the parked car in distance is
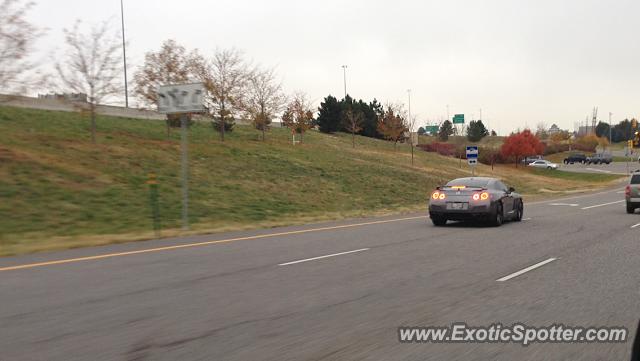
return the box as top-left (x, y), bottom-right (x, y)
top-left (625, 171), bottom-right (640, 214)
top-left (528, 160), bottom-right (558, 170)
top-left (563, 153), bottom-right (587, 164)
top-left (521, 155), bottom-right (543, 165)
top-left (586, 153), bottom-right (612, 165)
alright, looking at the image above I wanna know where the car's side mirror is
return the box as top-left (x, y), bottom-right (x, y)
top-left (508, 187), bottom-right (515, 193)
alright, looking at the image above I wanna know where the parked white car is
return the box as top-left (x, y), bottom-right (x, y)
top-left (528, 160), bottom-right (558, 170)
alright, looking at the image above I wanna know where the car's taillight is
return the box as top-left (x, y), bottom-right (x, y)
top-left (432, 191), bottom-right (446, 200)
top-left (472, 192), bottom-right (490, 201)
top-left (625, 185), bottom-right (631, 196)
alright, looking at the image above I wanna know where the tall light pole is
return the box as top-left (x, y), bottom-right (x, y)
top-left (407, 89), bottom-right (412, 122)
top-left (341, 65), bottom-right (347, 99)
top-left (120, 0), bottom-right (129, 108)
top-left (609, 112), bottom-right (613, 149)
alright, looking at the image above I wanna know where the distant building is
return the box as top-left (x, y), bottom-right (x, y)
top-left (548, 123), bottom-right (561, 134)
top-left (577, 125), bottom-right (595, 137)
top-left (38, 93), bottom-right (87, 102)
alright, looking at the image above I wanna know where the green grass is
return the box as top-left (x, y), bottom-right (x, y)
top-left (0, 106), bottom-right (625, 256)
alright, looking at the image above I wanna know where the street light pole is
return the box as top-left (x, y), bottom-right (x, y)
top-left (407, 89), bottom-right (411, 122)
top-left (120, 0), bottom-right (129, 108)
top-left (609, 112), bottom-right (613, 149)
top-left (341, 65), bottom-right (347, 99)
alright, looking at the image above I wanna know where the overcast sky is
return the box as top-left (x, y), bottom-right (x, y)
top-left (30, 0), bottom-right (640, 134)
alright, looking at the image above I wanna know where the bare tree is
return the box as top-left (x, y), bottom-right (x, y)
top-left (191, 48), bottom-right (250, 141)
top-left (0, 0), bottom-right (42, 93)
top-left (342, 108), bottom-right (363, 148)
top-left (55, 20), bottom-right (123, 143)
top-left (133, 39), bottom-right (195, 137)
top-left (377, 104), bottom-right (408, 150)
top-left (246, 67), bottom-right (286, 140)
top-left (282, 92), bottom-right (314, 143)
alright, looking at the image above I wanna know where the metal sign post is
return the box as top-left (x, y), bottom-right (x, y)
top-left (466, 145), bottom-right (479, 176)
top-left (157, 83), bottom-right (205, 231)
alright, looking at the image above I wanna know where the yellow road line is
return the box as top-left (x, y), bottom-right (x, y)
top-left (0, 215), bottom-right (427, 272)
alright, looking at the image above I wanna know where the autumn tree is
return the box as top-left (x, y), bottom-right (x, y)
top-left (191, 48), bottom-right (250, 141)
top-left (550, 130), bottom-right (571, 143)
top-left (133, 39), bottom-right (196, 137)
top-left (282, 93), bottom-right (314, 143)
top-left (500, 129), bottom-right (544, 167)
top-left (574, 134), bottom-right (600, 152)
top-left (0, 0), bottom-right (42, 93)
top-left (134, 40), bottom-right (194, 106)
top-left (377, 104), bottom-right (408, 150)
top-left (246, 67), bottom-right (285, 140)
top-left (55, 20), bottom-right (123, 143)
top-left (342, 108), bottom-right (363, 148)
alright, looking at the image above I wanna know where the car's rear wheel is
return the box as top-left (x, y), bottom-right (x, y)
top-left (431, 215), bottom-right (447, 226)
top-left (514, 200), bottom-right (523, 221)
top-left (627, 202), bottom-right (636, 214)
top-left (491, 203), bottom-right (504, 227)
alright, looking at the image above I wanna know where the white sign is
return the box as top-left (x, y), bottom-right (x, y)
top-left (468, 158), bottom-right (478, 166)
top-left (466, 146), bottom-right (479, 158)
top-left (157, 83), bottom-right (205, 114)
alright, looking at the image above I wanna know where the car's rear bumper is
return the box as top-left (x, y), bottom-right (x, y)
top-left (429, 204), bottom-right (495, 220)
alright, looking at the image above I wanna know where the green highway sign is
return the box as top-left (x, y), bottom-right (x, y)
top-left (453, 114), bottom-right (465, 124)
top-left (425, 125), bottom-right (439, 133)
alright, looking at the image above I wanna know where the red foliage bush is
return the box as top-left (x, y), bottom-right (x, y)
top-left (501, 130), bottom-right (545, 165)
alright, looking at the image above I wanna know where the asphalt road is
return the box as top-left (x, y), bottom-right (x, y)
top-left (559, 161), bottom-right (639, 175)
top-left (1, 187), bottom-right (640, 360)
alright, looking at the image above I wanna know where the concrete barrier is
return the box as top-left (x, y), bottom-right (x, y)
top-left (0, 94), bottom-right (165, 120)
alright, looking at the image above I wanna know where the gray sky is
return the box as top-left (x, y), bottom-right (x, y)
top-left (31, 0), bottom-right (640, 134)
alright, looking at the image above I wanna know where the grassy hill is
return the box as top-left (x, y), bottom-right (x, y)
top-left (0, 106), bottom-right (623, 256)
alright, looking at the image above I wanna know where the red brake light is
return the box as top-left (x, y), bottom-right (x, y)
top-left (480, 192), bottom-right (489, 200)
top-left (472, 192), bottom-right (489, 201)
top-left (432, 191), bottom-right (446, 200)
top-left (625, 185), bottom-right (631, 196)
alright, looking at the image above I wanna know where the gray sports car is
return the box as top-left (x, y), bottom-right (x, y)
top-left (428, 177), bottom-right (524, 226)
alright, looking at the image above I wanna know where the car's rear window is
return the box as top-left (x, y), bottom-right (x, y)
top-left (445, 179), bottom-right (491, 188)
top-left (631, 175), bottom-right (640, 184)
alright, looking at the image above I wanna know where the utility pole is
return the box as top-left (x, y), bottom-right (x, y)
top-left (446, 104), bottom-right (450, 122)
top-left (407, 89), bottom-right (411, 121)
top-left (341, 65), bottom-right (348, 99)
top-left (407, 89), bottom-right (414, 165)
top-left (609, 112), bottom-right (613, 149)
top-left (180, 114), bottom-right (189, 230)
top-left (120, 0), bottom-right (129, 107)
